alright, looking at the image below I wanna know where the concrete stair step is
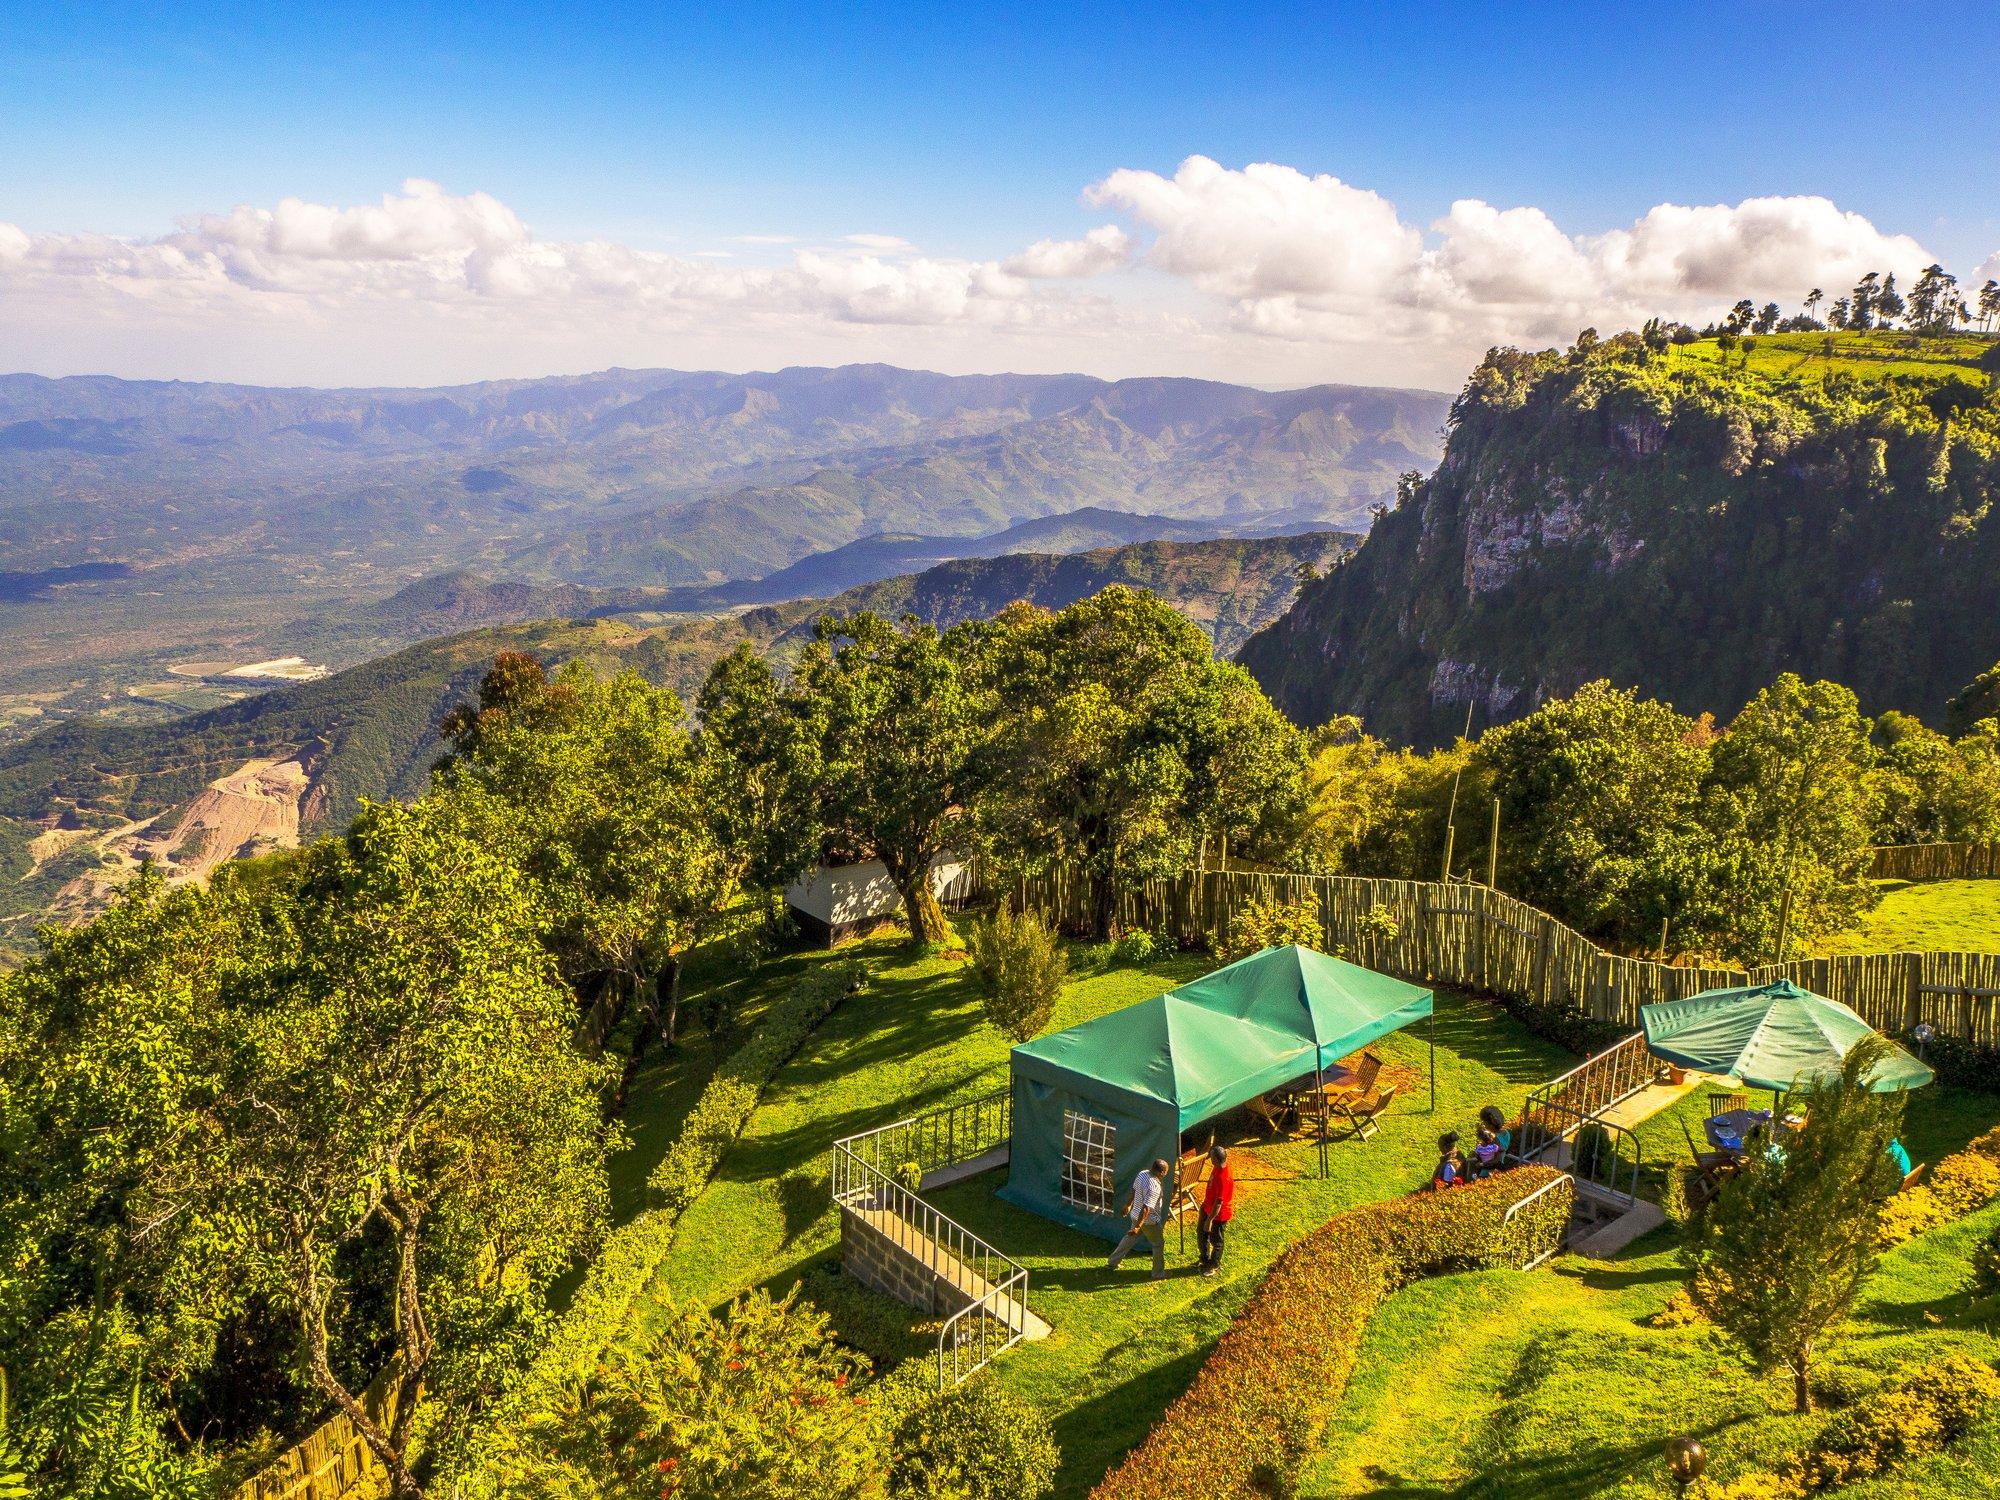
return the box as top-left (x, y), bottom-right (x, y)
top-left (1567, 1199), bottom-right (1667, 1259)
top-left (846, 1204), bottom-right (1050, 1340)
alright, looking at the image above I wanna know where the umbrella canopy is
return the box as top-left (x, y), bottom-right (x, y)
top-left (1641, 979), bottom-right (1934, 1093)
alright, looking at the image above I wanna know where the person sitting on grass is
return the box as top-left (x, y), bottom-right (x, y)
top-left (1432, 1131), bottom-right (1466, 1190)
top-left (1468, 1123), bottom-right (1502, 1179)
top-left (1107, 1157), bottom-right (1170, 1281)
top-left (1478, 1104), bottom-right (1514, 1166)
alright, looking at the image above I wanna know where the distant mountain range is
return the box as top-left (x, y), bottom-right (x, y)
top-left (0, 364), bottom-right (1445, 586)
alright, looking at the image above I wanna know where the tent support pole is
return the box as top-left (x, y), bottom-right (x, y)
top-left (1316, 1060), bottom-right (1328, 1179)
top-left (1428, 1011), bottom-right (1437, 1113)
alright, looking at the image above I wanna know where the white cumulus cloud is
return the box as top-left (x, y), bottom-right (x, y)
top-left (1003, 225), bottom-right (1131, 279)
top-left (0, 165), bottom-right (1982, 389)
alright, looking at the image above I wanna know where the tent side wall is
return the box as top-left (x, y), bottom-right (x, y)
top-left (999, 1055), bottom-right (1182, 1242)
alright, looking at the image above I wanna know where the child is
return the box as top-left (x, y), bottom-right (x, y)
top-left (1468, 1123), bottom-right (1501, 1179)
top-left (1478, 1104), bottom-right (1513, 1167)
top-left (1432, 1131), bottom-right (1466, 1189)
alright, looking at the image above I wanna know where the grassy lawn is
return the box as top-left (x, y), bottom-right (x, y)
top-left (642, 934), bottom-right (1578, 1497)
top-left (1817, 879), bottom-right (2000, 957)
top-left (1299, 1087), bottom-right (2000, 1498)
top-left (1675, 330), bottom-right (1995, 386)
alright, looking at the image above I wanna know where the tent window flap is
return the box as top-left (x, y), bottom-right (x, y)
top-left (1061, 1109), bottom-right (1117, 1214)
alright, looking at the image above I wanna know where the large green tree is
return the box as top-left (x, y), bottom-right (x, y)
top-left (1708, 674), bottom-right (1880, 958)
top-left (1475, 681), bottom-right (1722, 951)
top-left (225, 796), bottom-right (615, 1496)
top-left (439, 656), bottom-right (742, 1043)
top-left (793, 613), bottom-right (991, 947)
top-left (980, 588), bottom-right (1304, 937)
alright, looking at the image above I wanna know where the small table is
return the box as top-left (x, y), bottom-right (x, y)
top-left (1705, 1108), bottom-right (1773, 1159)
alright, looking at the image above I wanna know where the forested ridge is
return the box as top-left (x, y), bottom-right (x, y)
top-left (1241, 328), bottom-right (2000, 745)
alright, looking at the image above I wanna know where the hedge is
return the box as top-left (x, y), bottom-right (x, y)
top-left (453, 960), bottom-right (861, 1487)
top-left (1875, 1123), bottom-right (2000, 1247)
top-left (1089, 1167), bottom-right (1572, 1500)
top-left (646, 961), bottom-right (859, 1209)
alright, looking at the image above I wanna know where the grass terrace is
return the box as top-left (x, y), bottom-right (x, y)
top-left (1818, 878), bottom-right (2000, 957)
top-left (619, 915), bottom-right (2000, 1498)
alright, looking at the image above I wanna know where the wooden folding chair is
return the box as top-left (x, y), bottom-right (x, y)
top-left (1330, 1083), bottom-right (1398, 1142)
top-left (1243, 1092), bottom-right (1289, 1139)
top-left (1171, 1148), bottom-right (1211, 1253)
top-left (1328, 1051), bottom-right (1383, 1101)
top-left (1709, 1092), bottom-right (1748, 1118)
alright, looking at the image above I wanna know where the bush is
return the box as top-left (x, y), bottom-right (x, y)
top-left (1216, 891), bottom-right (1325, 962)
top-left (879, 1375), bottom-right (1060, 1500)
top-left (1089, 1168), bottom-right (1571, 1500)
top-left (1973, 1224), bottom-right (2000, 1296)
top-left (1112, 929), bottom-right (1156, 965)
top-left (482, 1289), bottom-right (884, 1499)
top-left (965, 907), bottom-right (1068, 1043)
top-left (1926, 1152), bottom-right (2000, 1214)
top-left (1783, 1353), bottom-right (2000, 1492)
top-left (1873, 1126), bottom-right (2000, 1247)
top-left (1647, 1286), bottom-right (1710, 1329)
top-left (1658, 1162), bottom-right (1701, 1228)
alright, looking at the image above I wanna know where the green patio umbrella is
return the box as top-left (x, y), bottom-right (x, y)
top-left (1640, 979), bottom-right (1934, 1094)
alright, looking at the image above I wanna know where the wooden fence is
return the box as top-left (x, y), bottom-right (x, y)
top-left (1869, 842), bottom-right (2000, 882)
top-left (1012, 867), bottom-right (2000, 1051)
top-left (232, 1360), bottom-right (403, 1500)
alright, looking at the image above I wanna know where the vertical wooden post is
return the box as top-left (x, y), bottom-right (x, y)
top-left (1440, 825), bottom-right (1456, 883)
top-left (1905, 951), bottom-right (1923, 1034)
top-left (1487, 797), bottom-right (1501, 889)
top-left (1659, 914), bottom-right (1670, 961)
top-left (1774, 887), bottom-right (1794, 964)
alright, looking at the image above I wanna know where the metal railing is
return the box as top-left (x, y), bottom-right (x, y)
top-left (1514, 1032), bottom-right (1651, 1209)
top-left (1500, 1173), bottom-right (1574, 1271)
top-left (833, 1089), bottom-right (1011, 1190)
top-left (831, 1093), bottom-right (1028, 1387)
top-left (939, 1268), bottom-right (1031, 1388)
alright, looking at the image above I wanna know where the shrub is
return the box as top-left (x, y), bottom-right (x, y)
top-left (482, 1289), bottom-right (884, 1499)
top-left (1112, 929), bottom-right (1156, 965)
top-left (1873, 1127), bottom-right (2000, 1247)
top-left (1658, 1162), bottom-right (1701, 1227)
top-left (1647, 1286), bottom-right (1710, 1329)
top-left (1973, 1224), bottom-right (2000, 1296)
top-left (965, 906), bottom-right (1068, 1042)
top-left (1216, 891), bottom-right (1325, 962)
top-left (1783, 1353), bottom-right (2000, 1492)
top-left (1089, 1168), bottom-right (1571, 1500)
top-left (879, 1375), bottom-right (1060, 1500)
top-left (1925, 1152), bottom-right (2000, 1214)
top-left (1573, 1122), bottom-right (1613, 1182)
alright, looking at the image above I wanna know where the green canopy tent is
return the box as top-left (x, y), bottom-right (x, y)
top-left (1640, 979), bottom-right (1935, 1095)
top-left (999, 945), bottom-right (1434, 1239)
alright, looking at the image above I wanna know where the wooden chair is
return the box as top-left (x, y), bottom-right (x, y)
top-left (1709, 1092), bottom-right (1748, 1118)
top-left (1331, 1083), bottom-right (1398, 1142)
top-left (1680, 1118), bottom-right (1734, 1192)
top-left (1171, 1147), bottom-right (1211, 1252)
top-left (1243, 1092), bottom-right (1289, 1139)
top-left (1329, 1051), bottom-right (1383, 1100)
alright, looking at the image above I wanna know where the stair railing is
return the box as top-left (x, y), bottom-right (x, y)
top-left (831, 1095), bottom-right (1028, 1387)
top-left (1499, 1172), bottom-right (1574, 1271)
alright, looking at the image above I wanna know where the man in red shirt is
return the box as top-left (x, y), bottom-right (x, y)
top-left (1197, 1144), bottom-right (1235, 1277)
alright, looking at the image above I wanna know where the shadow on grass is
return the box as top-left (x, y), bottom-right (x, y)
top-left (1360, 1412), bottom-right (1757, 1500)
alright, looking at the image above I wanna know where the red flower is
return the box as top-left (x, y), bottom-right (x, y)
top-left (833, 1373), bottom-right (848, 1387)
top-left (727, 1358), bottom-right (744, 1371)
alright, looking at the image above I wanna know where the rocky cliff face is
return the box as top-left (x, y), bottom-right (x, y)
top-left (1239, 337), bottom-right (2000, 745)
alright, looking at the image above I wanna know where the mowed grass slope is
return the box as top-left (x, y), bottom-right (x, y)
top-left (1675, 329), bottom-right (1996, 386)
top-left (641, 934), bottom-right (1576, 1497)
top-left (1818, 879), bottom-right (2000, 956)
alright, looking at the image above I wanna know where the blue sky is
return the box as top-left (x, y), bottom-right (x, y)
top-left (2, 2), bottom-right (1996, 387)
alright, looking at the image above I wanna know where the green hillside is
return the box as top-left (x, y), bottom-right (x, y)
top-left (1241, 329), bottom-right (2000, 744)
top-left (797, 530), bottom-right (1354, 656)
